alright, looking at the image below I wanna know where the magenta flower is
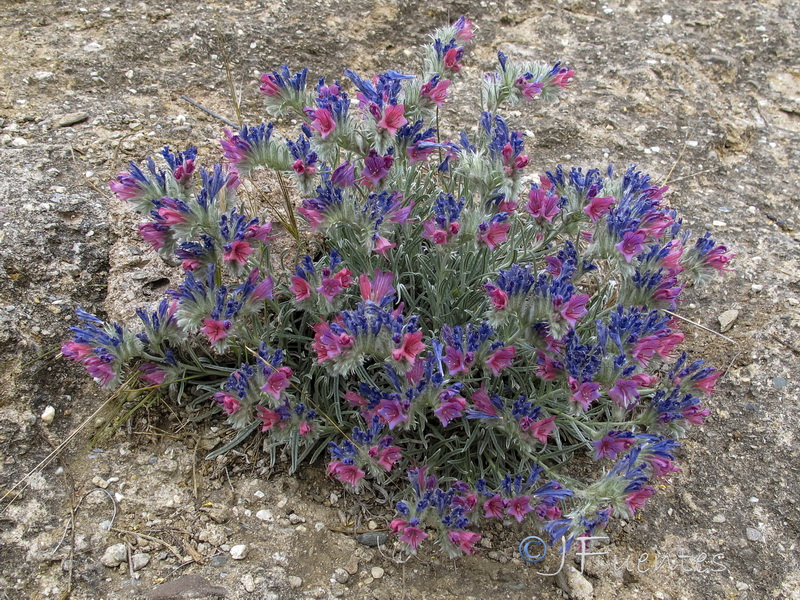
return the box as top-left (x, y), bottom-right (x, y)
top-left (526, 188), bottom-right (560, 222)
top-left (376, 446), bottom-right (402, 471)
top-left (702, 245), bottom-right (735, 271)
top-left (524, 415), bottom-right (557, 445)
top-left (443, 346), bottom-right (469, 374)
top-left (299, 421), bottom-right (313, 436)
top-left (200, 318), bottom-right (231, 345)
top-left (682, 405), bottom-right (710, 425)
top-left (261, 366), bottom-right (293, 399)
top-left (443, 47), bottom-right (463, 72)
top-left (259, 72), bottom-right (281, 97)
top-left (515, 76), bottom-right (543, 100)
top-left (453, 16), bottom-right (475, 42)
top-left (448, 530), bottom-right (481, 555)
top-left (556, 293), bottom-right (589, 327)
top-left (331, 161), bottom-right (355, 187)
top-left (583, 195), bottom-right (615, 222)
top-left (649, 456), bottom-right (681, 478)
top-left (608, 379), bottom-right (640, 409)
top-left (552, 68), bottom-right (575, 88)
top-left (297, 206), bottom-right (325, 230)
top-left (316, 268), bottom-right (353, 302)
top-left (407, 141), bottom-right (438, 164)
top-left (625, 486), bottom-right (654, 514)
top-left (632, 335), bottom-right (661, 367)
top-left (506, 496), bottom-right (534, 523)
top-left (138, 223), bottom-right (169, 250)
top-left (373, 235), bottom-right (396, 258)
top-left (399, 525), bottom-right (429, 550)
top-left (360, 150), bottom-right (394, 188)
top-left (568, 378), bottom-right (601, 410)
top-left (359, 269), bottom-right (395, 304)
top-left (535, 352), bottom-right (561, 381)
top-left (486, 345), bottom-right (515, 376)
top-left (434, 391), bottom-right (466, 427)
top-left (377, 398), bottom-right (409, 429)
top-left (251, 274), bottom-right (274, 301)
top-left (109, 173), bottom-right (144, 202)
top-left (245, 222), bottom-right (273, 243)
top-left (256, 405), bottom-right (283, 432)
top-left (422, 219), bottom-right (449, 245)
top-left (392, 331), bottom-right (426, 366)
top-left (222, 240), bottom-right (254, 266)
top-left (593, 431), bottom-right (635, 459)
top-left (214, 392), bottom-right (241, 416)
top-left (139, 363), bottom-right (167, 386)
top-left (289, 276), bottom-right (312, 301)
top-left (377, 104), bottom-right (408, 136)
top-left (471, 386), bottom-right (498, 418)
top-left (83, 357), bottom-right (116, 387)
top-left (328, 461), bottom-right (366, 487)
top-left (477, 220), bottom-right (510, 250)
top-left (420, 78), bottom-right (450, 107)
top-left (61, 341), bottom-right (94, 361)
top-left (310, 108), bottom-right (336, 139)
top-left (311, 321), bottom-right (354, 363)
top-left (483, 494), bottom-right (506, 519)
top-left (484, 283), bottom-right (508, 310)
top-left (692, 370), bottom-right (721, 395)
top-left (615, 229), bottom-right (648, 262)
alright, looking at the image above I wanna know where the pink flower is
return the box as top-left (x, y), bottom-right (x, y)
top-left (422, 219), bottom-right (449, 244)
top-left (477, 220), bottom-right (510, 250)
top-left (399, 526), bottom-right (428, 550)
top-left (289, 276), bottom-right (312, 301)
top-left (649, 456), bottom-right (681, 478)
top-left (407, 140), bottom-right (437, 163)
top-left (702, 245), bottom-right (735, 271)
top-left (310, 108), bottom-right (336, 139)
top-left (655, 331), bottom-right (684, 359)
top-left (61, 341), bottom-right (94, 361)
top-left (311, 321), bottom-right (354, 363)
top-left (392, 331), bottom-right (426, 366)
top-left (139, 363), bottom-right (167, 386)
top-left (261, 366), bottom-right (293, 399)
top-left (377, 104), bottom-right (408, 136)
top-left (359, 270), bottom-right (395, 304)
top-left (593, 431), bottom-right (635, 459)
top-left (377, 398), bottom-right (408, 429)
top-left (632, 335), bottom-right (661, 367)
top-left (552, 68), bottom-right (575, 88)
top-left (608, 379), bottom-right (640, 409)
top-left (471, 386), bottom-right (498, 418)
top-left (443, 346), bottom-right (468, 374)
top-left (389, 518), bottom-right (408, 534)
top-left (483, 494), bottom-right (506, 519)
top-left (434, 392), bottom-right (467, 427)
top-left (568, 378), bottom-right (601, 410)
top-left (138, 223), bottom-right (169, 250)
top-left (682, 405), bottom-right (710, 425)
top-left (222, 240), bottom-right (254, 266)
top-left (259, 73), bottom-right (281, 97)
top-left (484, 283), bottom-right (508, 310)
top-left (83, 357), bottom-right (116, 386)
top-left (251, 274), bottom-right (274, 301)
top-left (360, 150), bottom-right (394, 188)
top-left (328, 461), bottom-right (365, 487)
top-left (373, 235), bottom-right (396, 257)
top-left (453, 16), bottom-right (475, 42)
top-left (245, 222), bottom-right (273, 243)
top-left (109, 174), bottom-right (143, 202)
top-left (317, 268), bottom-right (353, 302)
top-left (693, 370), bottom-right (721, 395)
top-left (535, 352), bottom-right (561, 381)
top-left (200, 318), bottom-right (231, 345)
top-left (344, 391), bottom-right (367, 407)
top-left (486, 346), bottom-right (515, 375)
top-left (255, 405), bottom-right (283, 432)
top-left (299, 421), bottom-right (313, 436)
top-left (214, 392), bottom-right (240, 416)
top-left (157, 207), bottom-right (187, 225)
top-left (515, 77), bottom-right (543, 100)
top-left (556, 294), bottom-right (589, 327)
top-left (298, 206), bottom-right (325, 230)
top-left (615, 229), bottom-right (647, 262)
top-left (506, 496), bottom-right (533, 523)
top-left (376, 446), bottom-right (402, 471)
top-left (443, 47), bottom-right (463, 72)
top-left (625, 487), bottom-right (654, 514)
top-left (526, 188), bottom-right (561, 222)
top-left (448, 530), bottom-right (481, 555)
top-left (583, 195), bottom-right (615, 222)
top-left (420, 78), bottom-right (450, 106)
top-left (525, 415), bottom-right (557, 445)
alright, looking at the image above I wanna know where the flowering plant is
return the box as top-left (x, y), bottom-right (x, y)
top-left (64, 16), bottom-right (732, 558)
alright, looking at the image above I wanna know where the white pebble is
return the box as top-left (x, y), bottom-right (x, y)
top-left (256, 509), bottom-right (273, 522)
top-left (751, 284), bottom-right (763, 292)
top-left (41, 405), bottom-right (55, 424)
top-left (662, 14), bottom-right (673, 24)
top-left (11, 137), bottom-right (28, 147)
top-left (230, 544), bottom-right (248, 560)
top-left (371, 566), bottom-right (384, 579)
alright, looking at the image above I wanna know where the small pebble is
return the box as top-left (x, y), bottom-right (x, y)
top-left (11, 137), bottom-right (28, 147)
top-left (91, 475), bottom-right (109, 489)
top-left (333, 568), bottom-right (349, 584)
top-left (256, 509), bottom-right (274, 522)
top-left (101, 543), bottom-right (127, 567)
top-left (718, 309), bottom-right (739, 333)
top-left (712, 514), bottom-right (726, 523)
top-left (662, 14), bottom-right (673, 24)
top-left (356, 532), bottom-right (387, 547)
top-left (41, 405), bottom-right (55, 424)
top-left (746, 527), bottom-right (764, 543)
top-left (370, 566), bottom-right (384, 579)
top-left (241, 573), bottom-right (255, 593)
top-left (132, 553), bottom-right (150, 571)
top-left (254, 490), bottom-right (265, 499)
top-left (772, 377), bottom-right (788, 389)
top-left (288, 575), bottom-right (303, 589)
top-left (750, 284), bottom-right (763, 292)
top-left (367, 520), bottom-right (377, 530)
top-left (230, 544), bottom-right (248, 560)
